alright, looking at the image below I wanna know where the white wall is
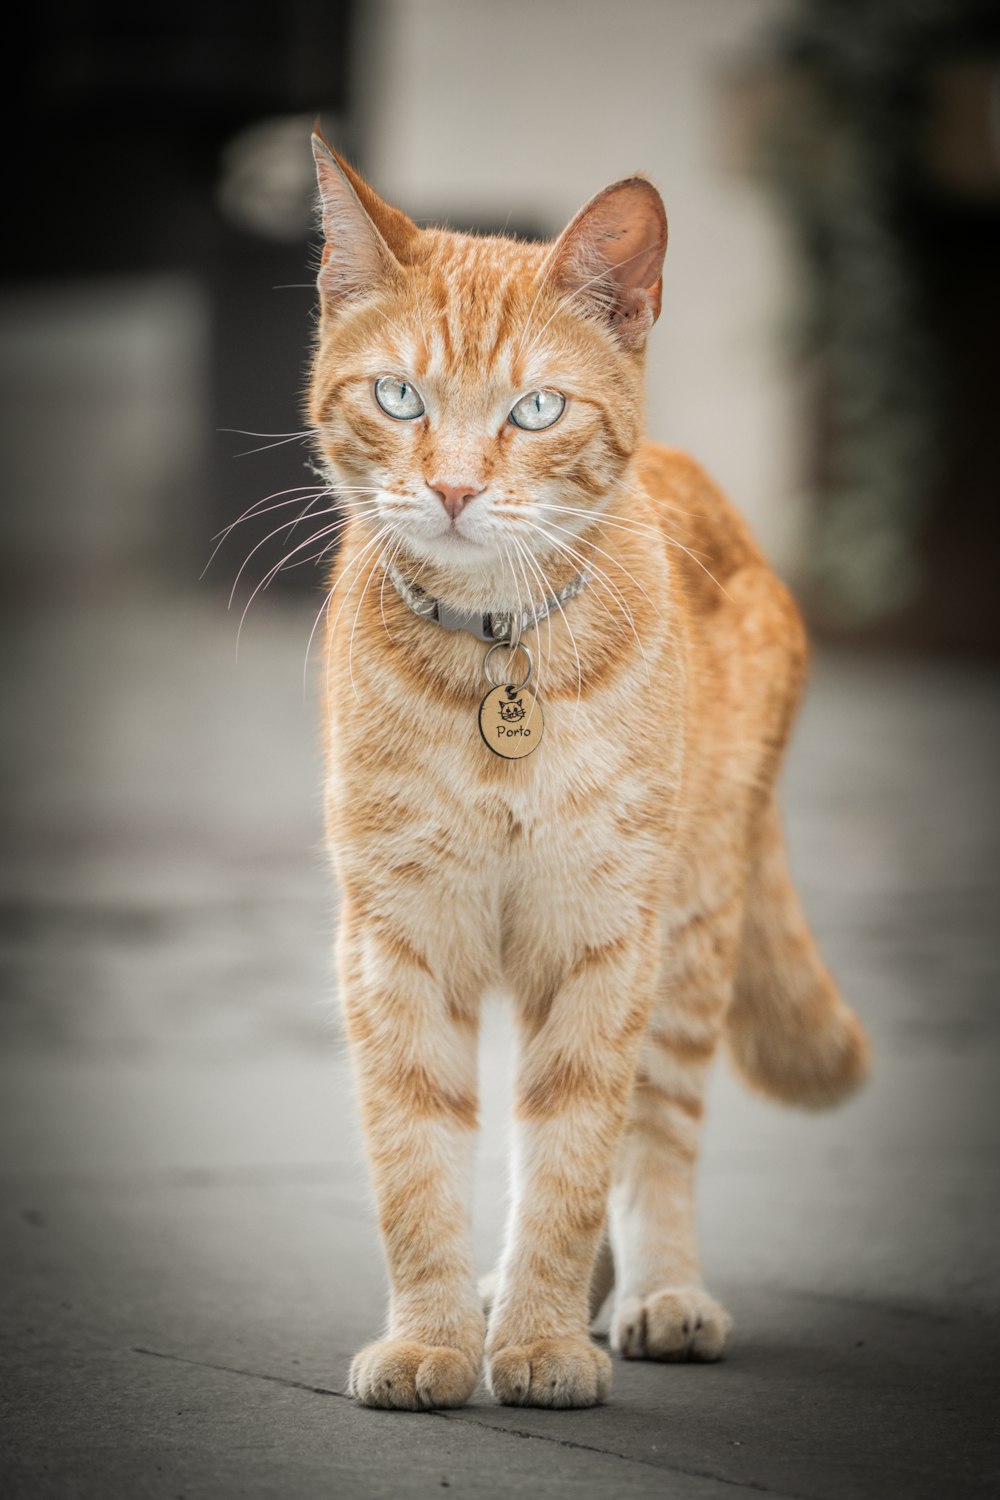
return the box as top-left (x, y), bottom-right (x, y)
top-left (0, 278), bottom-right (207, 583)
top-left (355, 0), bottom-right (805, 573)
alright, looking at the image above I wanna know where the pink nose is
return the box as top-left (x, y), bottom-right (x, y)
top-left (431, 481), bottom-right (484, 520)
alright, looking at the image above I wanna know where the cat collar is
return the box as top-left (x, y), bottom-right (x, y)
top-left (387, 565), bottom-right (590, 644)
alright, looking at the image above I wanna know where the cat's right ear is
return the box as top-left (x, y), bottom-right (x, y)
top-left (311, 134), bottom-right (414, 315)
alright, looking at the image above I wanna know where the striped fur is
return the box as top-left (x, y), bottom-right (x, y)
top-left (307, 138), bottom-right (870, 1410)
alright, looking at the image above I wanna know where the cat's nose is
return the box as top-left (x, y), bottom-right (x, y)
top-left (431, 480), bottom-right (484, 520)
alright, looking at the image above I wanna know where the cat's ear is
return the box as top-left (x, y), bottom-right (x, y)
top-left (551, 178), bottom-right (668, 350)
top-left (311, 132), bottom-right (418, 314)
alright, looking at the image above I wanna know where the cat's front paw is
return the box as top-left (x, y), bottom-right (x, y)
top-left (612, 1287), bottom-right (732, 1362)
top-left (487, 1335), bottom-right (612, 1408)
top-left (349, 1339), bottom-right (480, 1410)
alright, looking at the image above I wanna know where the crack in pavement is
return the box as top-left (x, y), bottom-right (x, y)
top-left (132, 1345), bottom-right (345, 1399)
top-left (131, 1345), bottom-right (806, 1497)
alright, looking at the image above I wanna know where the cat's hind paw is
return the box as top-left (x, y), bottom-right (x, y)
top-left (487, 1335), bottom-right (612, 1408)
top-left (349, 1339), bottom-right (479, 1410)
top-left (477, 1269), bottom-right (499, 1316)
top-left (612, 1288), bottom-right (732, 1362)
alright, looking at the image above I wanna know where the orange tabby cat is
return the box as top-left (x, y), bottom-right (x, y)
top-left (307, 131), bottom-right (870, 1411)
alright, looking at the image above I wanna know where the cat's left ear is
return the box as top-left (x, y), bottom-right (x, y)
top-left (551, 178), bottom-right (668, 350)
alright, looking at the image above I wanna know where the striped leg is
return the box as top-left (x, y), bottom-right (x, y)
top-left (609, 897), bottom-right (743, 1362)
top-left (340, 908), bottom-right (485, 1409)
top-left (486, 932), bottom-right (655, 1407)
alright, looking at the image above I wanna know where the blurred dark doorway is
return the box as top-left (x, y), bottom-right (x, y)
top-left (5, 6), bottom-right (356, 593)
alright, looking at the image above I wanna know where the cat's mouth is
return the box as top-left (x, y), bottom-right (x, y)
top-left (434, 523), bottom-right (492, 553)
top-left (392, 510), bottom-right (503, 569)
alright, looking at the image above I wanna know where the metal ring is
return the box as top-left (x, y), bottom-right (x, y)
top-left (483, 639), bottom-right (534, 691)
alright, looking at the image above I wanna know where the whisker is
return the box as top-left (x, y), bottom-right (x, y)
top-left (221, 430), bottom-right (314, 459)
top-left (304, 581), bottom-right (337, 697)
top-left (614, 483), bottom-right (709, 525)
top-left (211, 485), bottom-right (333, 543)
top-left (347, 527), bottom-right (397, 704)
top-left (540, 499), bottom-right (688, 543)
top-left (606, 482), bottom-right (711, 539)
top-left (207, 482), bottom-right (386, 579)
top-left (202, 487), bottom-right (336, 577)
top-left (497, 538), bottom-right (532, 686)
top-left (511, 532), bottom-right (568, 708)
top-left (501, 535), bottom-right (525, 676)
top-left (522, 520), bottom-right (651, 689)
top-left (378, 534), bottom-right (407, 645)
top-left (511, 531), bottom-right (584, 709)
top-left (659, 532), bottom-right (732, 601)
top-left (510, 534), bottom-right (553, 694)
top-left (228, 502), bottom-right (381, 608)
top-left (219, 428), bottom-right (312, 438)
top-left (544, 494), bottom-right (706, 541)
top-left (509, 531), bottom-right (554, 693)
top-left (303, 551), bottom-right (362, 695)
top-left (318, 529), bottom-right (391, 707)
top-left (270, 526), bottom-right (353, 575)
top-left (541, 499), bottom-right (727, 598)
top-left (300, 520), bottom-right (398, 703)
top-left (511, 508), bottom-right (647, 626)
top-left (233, 503), bottom-right (382, 623)
top-left (234, 517), bottom-right (358, 654)
top-left (534, 514), bottom-right (657, 612)
top-left (324, 524), bottom-right (397, 706)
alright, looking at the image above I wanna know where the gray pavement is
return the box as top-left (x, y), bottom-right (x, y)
top-left (2, 591), bottom-right (999, 1498)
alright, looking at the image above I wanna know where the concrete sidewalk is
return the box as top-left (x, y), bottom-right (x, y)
top-left (1, 593), bottom-right (998, 1498)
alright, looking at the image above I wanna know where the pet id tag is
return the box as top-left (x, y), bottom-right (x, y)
top-left (479, 641), bottom-right (544, 759)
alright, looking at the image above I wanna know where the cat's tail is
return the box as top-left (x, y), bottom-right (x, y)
top-left (726, 802), bottom-right (871, 1109)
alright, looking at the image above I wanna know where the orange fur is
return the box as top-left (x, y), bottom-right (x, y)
top-left (306, 135), bottom-right (870, 1410)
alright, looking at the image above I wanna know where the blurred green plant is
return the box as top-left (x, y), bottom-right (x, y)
top-left (759, 0), bottom-right (995, 625)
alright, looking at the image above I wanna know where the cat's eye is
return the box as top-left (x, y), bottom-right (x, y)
top-left (374, 376), bottom-right (425, 421)
top-left (509, 389), bottom-right (565, 432)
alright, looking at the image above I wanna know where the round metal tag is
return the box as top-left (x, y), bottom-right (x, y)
top-left (478, 683), bottom-right (544, 759)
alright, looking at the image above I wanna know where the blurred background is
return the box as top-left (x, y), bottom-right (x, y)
top-left (2, 3), bottom-right (999, 1496)
top-left (3, 0), bottom-right (999, 641)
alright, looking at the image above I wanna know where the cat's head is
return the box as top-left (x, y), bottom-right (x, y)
top-left (307, 133), bottom-right (667, 587)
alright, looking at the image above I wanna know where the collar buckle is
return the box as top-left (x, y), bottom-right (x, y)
top-left (434, 600), bottom-right (511, 642)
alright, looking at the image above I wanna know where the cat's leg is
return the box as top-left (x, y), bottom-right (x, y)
top-left (485, 931), bottom-right (657, 1407)
top-left (608, 896), bottom-right (743, 1363)
top-left (479, 1234), bottom-right (614, 1327)
top-left (339, 907), bottom-right (484, 1410)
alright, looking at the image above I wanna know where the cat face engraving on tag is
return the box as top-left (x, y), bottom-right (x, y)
top-left (499, 695), bottom-right (526, 723)
top-left (478, 684), bottom-right (543, 758)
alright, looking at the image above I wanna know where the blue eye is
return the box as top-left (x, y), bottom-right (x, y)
top-left (374, 376), bottom-right (425, 420)
top-left (509, 389), bottom-right (565, 431)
